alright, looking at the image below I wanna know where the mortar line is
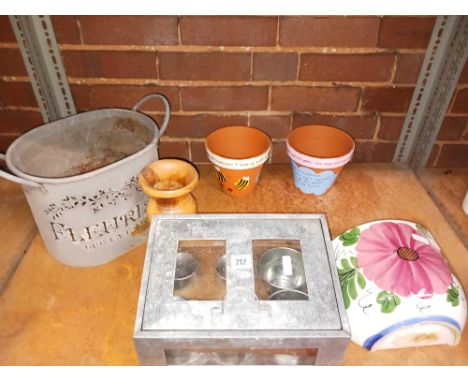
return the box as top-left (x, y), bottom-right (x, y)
top-left (267, 86), bottom-right (272, 111)
top-left (296, 52), bottom-right (301, 81)
top-left (276, 16), bottom-right (280, 47)
top-left (0, 106), bottom-right (41, 112)
top-left (0, 42), bottom-right (19, 49)
top-left (0, 132), bottom-right (22, 137)
top-left (178, 87), bottom-right (183, 112)
top-left (187, 139), bottom-right (193, 162)
top-left (249, 52), bottom-right (254, 80)
top-left (355, 86), bottom-right (364, 113)
top-left (390, 51), bottom-right (398, 83)
top-left (1, 106), bottom-right (392, 118)
top-left (1, 75), bottom-right (419, 88)
top-left (147, 110), bottom-right (293, 116)
top-left (76, 16), bottom-right (84, 45)
top-left (177, 16), bottom-right (181, 45)
top-left (373, 112), bottom-right (382, 140)
top-left (58, 77), bottom-right (417, 88)
top-left (176, 137), bottom-right (398, 145)
top-left (53, 43), bottom-right (428, 55)
top-left (155, 53), bottom-right (160, 79)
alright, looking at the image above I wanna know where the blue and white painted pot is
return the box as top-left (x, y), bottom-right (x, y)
top-left (286, 125), bottom-right (354, 196)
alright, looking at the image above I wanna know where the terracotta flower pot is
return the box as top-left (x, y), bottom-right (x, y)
top-left (138, 159), bottom-right (199, 220)
top-left (205, 126), bottom-right (271, 197)
top-left (287, 125), bottom-right (355, 195)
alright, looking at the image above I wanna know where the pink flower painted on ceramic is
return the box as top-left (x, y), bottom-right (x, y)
top-left (356, 222), bottom-right (453, 297)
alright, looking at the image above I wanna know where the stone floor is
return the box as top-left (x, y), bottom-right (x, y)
top-left (0, 179), bottom-right (36, 294)
top-left (419, 167), bottom-right (468, 249)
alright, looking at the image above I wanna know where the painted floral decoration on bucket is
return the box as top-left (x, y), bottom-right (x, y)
top-left (333, 220), bottom-right (467, 351)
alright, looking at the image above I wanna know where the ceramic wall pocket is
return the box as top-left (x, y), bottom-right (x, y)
top-left (333, 219), bottom-right (467, 351)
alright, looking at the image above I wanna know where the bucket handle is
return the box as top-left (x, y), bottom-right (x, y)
top-left (0, 153), bottom-right (42, 188)
top-left (132, 93), bottom-right (170, 145)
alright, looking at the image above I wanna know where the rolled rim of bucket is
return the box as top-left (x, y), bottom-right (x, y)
top-left (4, 108), bottom-right (160, 185)
top-left (205, 126), bottom-right (271, 170)
top-left (286, 125), bottom-right (355, 170)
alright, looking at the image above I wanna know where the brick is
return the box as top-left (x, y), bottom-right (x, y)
top-left (249, 115), bottom-right (291, 139)
top-left (253, 53), bottom-right (298, 81)
top-left (62, 51), bottom-right (157, 79)
top-left (180, 16), bottom-right (277, 46)
top-left (300, 54), bottom-right (394, 82)
top-left (427, 144), bottom-right (440, 167)
top-left (436, 144), bottom-right (468, 167)
top-left (279, 16), bottom-right (380, 47)
top-left (378, 16), bottom-right (435, 49)
top-left (51, 16), bottom-right (81, 44)
top-left (0, 110), bottom-right (43, 134)
top-left (271, 141), bottom-right (289, 164)
top-left (0, 16), bottom-right (16, 42)
top-left (0, 48), bottom-right (27, 76)
top-left (437, 117), bottom-right (467, 141)
top-left (158, 52), bottom-right (250, 81)
top-left (181, 86), bottom-right (268, 111)
top-left (0, 134), bottom-right (20, 152)
top-left (158, 140), bottom-right (190, 161)
top-left (378, 116), bottom-right (405, 141)
top-left (90, 85), bottom-right (180, 112)
top-left (361, 87), bottom-right (414, 113)
top-left (353, 142), bottom-right (397, 162)
top-left (191, 140), bottom-right (209, 163)
top-left (451, 88), bottom-right (468, 113)
top-left (0, 81), bottom-right (37, 108)
top-left (70, 84), bottom-right (92, 111)
top-left (292, 113), bottom-right (377, 139)
top-left (165, 114), bottom-right (248, 138)
top-left (271, 86), bottom-right (360, 112)
top-left (394, 54), bottom-right (424, 84)
top-left (79, 16), bottom-right (178, 45)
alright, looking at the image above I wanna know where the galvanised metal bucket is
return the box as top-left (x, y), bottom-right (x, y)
top-left (0, 93), bottom-right (170, 267)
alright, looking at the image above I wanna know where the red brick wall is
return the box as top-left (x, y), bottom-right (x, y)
top-left (1, 16), bottom-right (466, 166)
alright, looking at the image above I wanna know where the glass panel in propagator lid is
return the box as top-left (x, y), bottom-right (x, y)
top-left (173, 240), bottom-right (227, 301)
top-left (141, 215), bottom-right (344, 332)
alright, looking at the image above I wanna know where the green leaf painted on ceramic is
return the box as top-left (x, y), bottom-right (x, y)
top-left (337, 253), bottom-right (368, 310)
top-left (357, 271), bottom-right (366, 289)
top-left (339, 227), bottom-right (361, 246)
top-left (341, 283), bottom-right (350, 309)
top-left (447, 284), bottom-right (460, 307)
top-left (341, 258), bottom-right (351, 270)
top-left (376, 291), bottom-right (401, 313)
top-left (348, 277), bottom-right (358, 300)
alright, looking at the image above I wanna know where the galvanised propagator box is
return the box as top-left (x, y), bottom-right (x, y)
top-left (134, 214), bottom-right (350, 365)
